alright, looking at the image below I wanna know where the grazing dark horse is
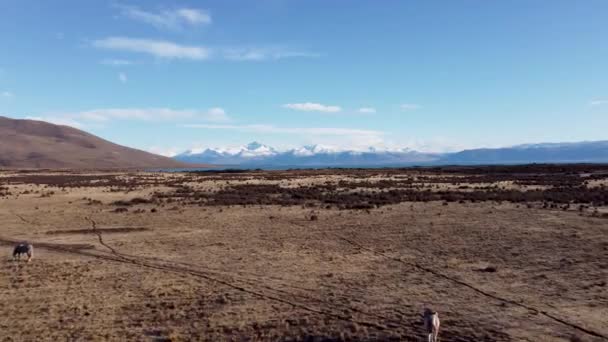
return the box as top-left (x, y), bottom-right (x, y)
top-left (423, 308), bottom-right (440, 342)
top-left (13, 243), bottom-right (34, 262)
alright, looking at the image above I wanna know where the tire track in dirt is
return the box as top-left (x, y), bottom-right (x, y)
top-left (5, 217), bottom-right (597, 340)
top-left (84, 216), bottom-right (125, 258)
top-left (1, 229), bottom-right (406, 336)
top-left (109, 247), bottom-right (405, 331)
top-left (104, 246), bottom-right (413, 333)
top-left (109, 248), bottom-right (389, 321)
top-left (12, 211), bottom-right (37, 226)
top-left (326, 229), bottom-right (608, 340)
top-left (81, 216), bottom-right (420, 334)
top-left (0, 238), bottom-right (95, 251)
top-left (81, 217), bottom-right (366, 314)
top-left (124, 252), bottom-right (383, 318)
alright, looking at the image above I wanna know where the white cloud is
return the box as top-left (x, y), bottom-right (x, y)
top-left (1, 91), bottom-right (14, 98)
top-left (222, 47), bottom-right (320, 61)
top-left (74, 108), bottom-right (231, 122)
top-left (117, 5), bottom-right (211, 30)
top-left (589, 99), bottom-right (608, 106)
top-left (398, 138), bottom-right (472, 153)
top-left (205, 107), bottom-right (229, 122)
top-left (180, 124), bottom-right (477, 153)
top-left (400, 103), bottom-right (421, 111)
top-left (118, 72), bottom-right (128, 83)
top-left (182, 124), bottom-right (390, 152)
top-left (25, 116), bottom-right (84, 129)
top-left (30, 108), bottom-right (230, 129)
top-left (283, 102), bottom-right (342, 113)
top-left (147, 146), bottom-right (181, 157)
top-left (101, 59), bottom-right (134, 66)
top-left (180, 134), bottom-right (479, 155)
top-left (175, 8), bottom-right (211, 25)
top-left (183, 123), bottom-right (383, 137)
top-left (93, 37), bottom-right (319, 62)
top-left (358, 107), bottom-right (376, 113)
top-left (93, 37), bottom-right (209, 60)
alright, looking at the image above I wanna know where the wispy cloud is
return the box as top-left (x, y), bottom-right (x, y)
top-left (400, 103), bottom-right (421, 111)
top-left (205, 107), bottom-right (229, 121)
top-left (101, 59), bottom-right (134, 66)
top-left (30, 107), bottom-right (230, 129)
top-left (175, 8), bottom-right (210, 25)
top-left (283, 102), bottom-right (342, 113)
top-left (118, 72), bottom-right (128, 83)
top-left (147, 146), bottom-right (181, 157)
top-left (75, 107), bottom-right (230, 122)
top-left (179, 134), bottom-right (475, 155)
top-left (117, 5), bottom-right (211, 30)
top-left (358, 107), bottom-right (376, 113)
top-left (222, 47), bottom-right (320, 61)
top-left (1, 91), bottom-right (14, 98)
top-left (25, 116), bottom-right (84, 129)
top-left (93, 37), bottom-right (210, 60)
top-left (183, 123), bottom-right (387, 151)
top-left (589, 99), bottom-right (608, 106)
top-left (183, 123), bottom-right (383, 137)
top-left (93, 37), bottom-right (318, 62)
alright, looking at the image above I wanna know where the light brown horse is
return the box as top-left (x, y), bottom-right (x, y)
top-left (423, 308), bottom-right (440, 342)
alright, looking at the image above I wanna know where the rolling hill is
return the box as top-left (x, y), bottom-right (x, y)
top-left (0, 116), bottom-right (190, 169)
top-left (439, 141), bottom-right (608, 164)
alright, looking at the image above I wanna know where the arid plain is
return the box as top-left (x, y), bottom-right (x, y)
top-left (1, 165), bottom-right (607, 341)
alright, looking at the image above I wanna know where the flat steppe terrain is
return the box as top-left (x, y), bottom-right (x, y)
top-left (1, 165), bottom-right (607, 341)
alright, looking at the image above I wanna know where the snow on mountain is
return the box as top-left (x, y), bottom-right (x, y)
top-left (175, 140), bottom-right (608, 167)
top-left (240, 141), bottom-right (278, 157)
top-left (290, 144), bottom-right (341, 156)
top-left (175, 142), bottom-right (438, 166)
top-left (180, 141), bottom-right (276, 157)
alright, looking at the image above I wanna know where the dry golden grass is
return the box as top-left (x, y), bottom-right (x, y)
top-left (1, 169), bottom-right (607, 341)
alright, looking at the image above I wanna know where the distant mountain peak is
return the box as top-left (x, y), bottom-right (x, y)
top-left (176, 141), bottom-right (439, 166)
top-left (175, 140), bottom-right (608, 167)
top-left (246, 141), bottom-right (264, 150)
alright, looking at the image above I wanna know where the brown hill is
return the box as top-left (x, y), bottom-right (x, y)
top-left (0, 116), bottom-right (194, 169)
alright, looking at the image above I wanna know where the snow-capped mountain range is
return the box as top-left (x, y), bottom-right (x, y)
top-left (174, 140), bottom-right (608, 167)
top-left (175, 141), bottom-right (436, 166)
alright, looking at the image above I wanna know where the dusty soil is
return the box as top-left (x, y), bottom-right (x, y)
top-left (1, 166), bottom-right (607, 341)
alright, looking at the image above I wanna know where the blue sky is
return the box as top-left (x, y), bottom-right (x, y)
top-left (1, 1), bottom-right (607, 155)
